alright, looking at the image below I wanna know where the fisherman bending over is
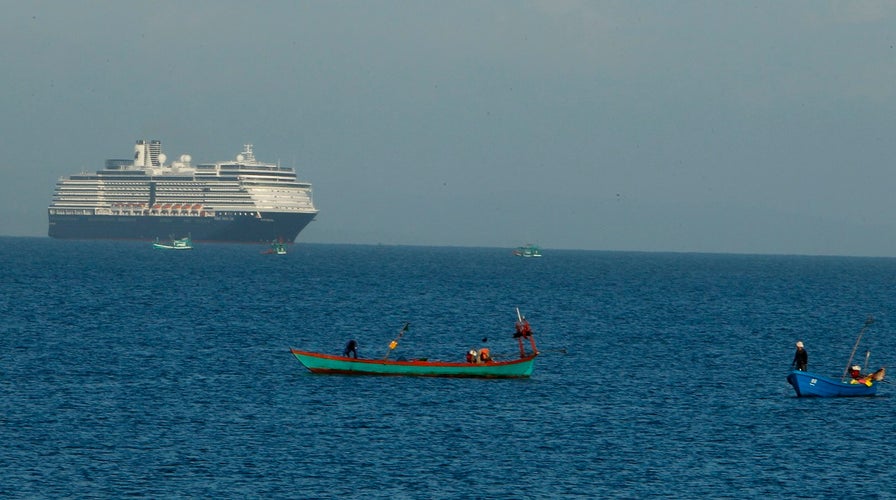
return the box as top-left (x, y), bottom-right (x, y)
top-left (343, 339), bottom-right (358, 358)
top-left (849, 365), bottom-right (875, 386)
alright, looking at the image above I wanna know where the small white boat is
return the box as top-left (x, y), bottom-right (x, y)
top-left (513, 244), bottom-right (542, 257)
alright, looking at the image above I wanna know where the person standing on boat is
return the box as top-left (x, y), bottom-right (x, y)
top-left (515, 317), bottom-right (533, 339)
top-left (791, 341), bottom-right (808, 371)
top-left (343, 339), bottom-right (359, 358)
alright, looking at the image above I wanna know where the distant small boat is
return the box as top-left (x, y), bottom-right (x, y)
top-left (262, 239), bottom-right (287, 255)
top-left (152, 235), bottom-right (192, 250)
top-left (786, 368), bottom-right (885, 397)
top-left (291, 309), bottom-right (540, 378)
top-left (513, 244), bottom-right (542, 257)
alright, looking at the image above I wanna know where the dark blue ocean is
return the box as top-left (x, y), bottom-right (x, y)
top-left (3, 237), bottom-right (896, 498)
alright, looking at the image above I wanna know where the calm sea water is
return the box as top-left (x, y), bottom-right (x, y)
top-left (3, 237), bottom-right (896, 498)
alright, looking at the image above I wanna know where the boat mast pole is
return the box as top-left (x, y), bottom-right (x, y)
top-left (841, 316), bottom-right (874, 382)
top-left (383, 322), bottom-right (410, 360)
top-left (515, 308), bottom-right (526, 358)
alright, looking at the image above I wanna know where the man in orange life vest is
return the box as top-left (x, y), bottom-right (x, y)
top-left (478, 348), bottom-right (491, 363)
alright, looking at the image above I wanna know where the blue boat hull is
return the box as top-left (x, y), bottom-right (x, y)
top-left (786, 370), bottom-right (878, 397)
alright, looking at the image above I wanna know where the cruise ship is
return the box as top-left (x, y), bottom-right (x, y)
top-left (48, 140), bottom-right (318, 242)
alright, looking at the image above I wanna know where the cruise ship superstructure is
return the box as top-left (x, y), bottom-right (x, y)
top-left (48, 140), bottom-right (318, 242)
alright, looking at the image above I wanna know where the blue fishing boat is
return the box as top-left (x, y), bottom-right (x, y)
top-left (786, 316), bottom-right (886, 397)
top-left (786, 369), bottom-right (884, 397)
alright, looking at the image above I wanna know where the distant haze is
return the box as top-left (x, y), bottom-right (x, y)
top-left (3, 2), bottom-right (896, 256)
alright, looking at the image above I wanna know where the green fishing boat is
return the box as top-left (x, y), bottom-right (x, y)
top-left (262, 239), bottom-right (287, 255)
top-left (291, 309), bottom-right (540, 378)
top-left (289, 350), bottom-right (537, 377)
top-left (152, 235), bottom-right (192, 250)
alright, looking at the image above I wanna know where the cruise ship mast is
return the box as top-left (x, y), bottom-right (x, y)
top-left (239, 144), bottom-right (257, 164)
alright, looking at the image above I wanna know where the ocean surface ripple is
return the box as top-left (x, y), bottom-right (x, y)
top-left (3, 238), bottom-right (896, 498)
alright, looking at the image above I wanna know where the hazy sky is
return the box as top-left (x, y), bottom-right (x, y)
top-left (3, 1), bottom-right (896, 256)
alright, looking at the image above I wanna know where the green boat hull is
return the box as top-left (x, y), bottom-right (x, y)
top-left (290, 349), bottom-right (537, 378)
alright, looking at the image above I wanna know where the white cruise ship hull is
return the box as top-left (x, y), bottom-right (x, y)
top-left (48, 211), bottom-right (316, 243)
